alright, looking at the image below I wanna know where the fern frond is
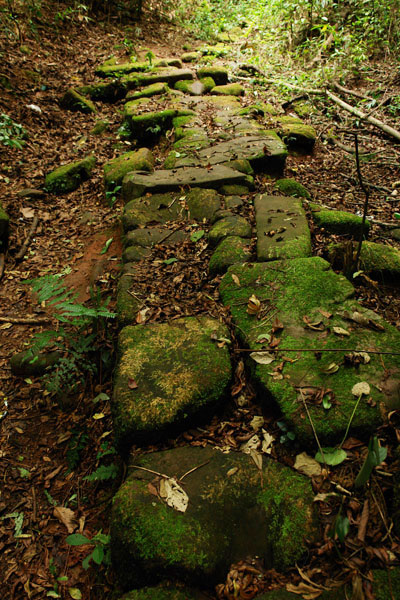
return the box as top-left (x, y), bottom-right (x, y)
top-left (83, 464), bottom-right (118, 482)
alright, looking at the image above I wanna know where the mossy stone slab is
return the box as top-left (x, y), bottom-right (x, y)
top-left (122, 166), bottom-right (251, 202)
top-left (200, 44), bottom-right (230, 57)
top-left (124, 108), bottom-right (195, 142)
top-left (123, 69), bottom-right (194, 90)
top-left (96, 61), bottom-right (150, 77)
top-left (211, 83), bottom-right (245, 96)
top-left (112, 318), bottom-right (231, 448)
top-left (197, 66), bottom-right (228, 85)
top-left (199, 77), bottom-right (216, 92)
top-left (219, 184), bottom-right (250, 196)
top-left (274, 178), bottom-right (310, 199)
top-left (209, 236), bottom-right (251, 276)
top-left (277, 119), bottom-right (316, 150)
top-left (330, 241), bottom-right (400, 282)
top-left (45, 155), bottom-right (96, 194)
top-left (174, 80), bottom-right (205, 96)
top-left (174, 134), bottom-right (287, 174)
top-left (182, 52), bottom-right (200, 63)
top-left (207, 95), bottom-right (240, 109)
top-left (124, 227), bottom-right (188, 249)
top-left (111, 446), bottom-right (318, 590)
top-left (311, 207), bottom-right (368, 237)
top-left (122, 246), bottom-right (152, 264)
top-left (78, 80), bottom-right (126, 102)
top-left (116, 272), bottom-right (143, 327)
top-left (255, 195), bottom-right (311, 261)
top-left (104, 148), bottom-right (154, 188)
top-left (10, 350), bottom-right (60, 377)
top-left (122, 193), bottom-right (184, 231)
top-left (0, 203), bottom-right (10, 251)
top-left (60, 88), bottom-right (96, 113)
top-left (119, 583), bottom-right (205, 600)
top-left (186, 188), bottom-right (222, 222)
top-left (208, 215), bottom-right (251, 247)
top-left (126, 82), bottom-right (169, 100)
top-left (219, 257), bottom-right (400, 445)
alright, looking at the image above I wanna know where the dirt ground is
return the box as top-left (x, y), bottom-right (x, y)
top-left (1, 5), bottom-right (400, 599)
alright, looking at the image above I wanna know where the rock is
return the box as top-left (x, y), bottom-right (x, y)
top-left (174, 80), bottom-right (205, 96)
top-left (311, 207), bottom-right (369, 237)
top-left (122, 193), bottom-right (184, 231)
top-left (60, 88), bottom-right (96, 113)
top-left (164, 58), bottom-right (183, 68)
top-left (0, 203), bottom-right (10, 251)
top-left (219, 184), bottom-right (250, 196)
top-left (17, 188), bottom-right (45, 199)
top-left (10, 350), bottom-right (60, 377)
top-left (111, 446), bottom-right (318, 590)
top-left (225, 196), bottom-right (243, 209)
top-left (181, 52), bottom-right (200, 63)
top-left (186, 188), bottom-right (221, 222)
top-left (226, 159), bottom-right (254, 175)
top-left (274, 178), bottom-right (310, 199)
top-left (276, 117), bottom-right (316, 150)
top-left (91, 120), bottom-right (109, 135)
top-left (123, 69), bottom-right (194, 90)
top-left (200, 44), bottom-right (230, 57)
top-left (211, 83), bottom-right (245, 96)
top-left (329, 241), bottom-right (400, 282)
top-left (390, 228), bottom-right (400, 241)
top-left (255, 195), bottom-right (311, 261)
top-left (96, 61), bottom-right (149, 77)
top-left (123, 108), bottom-right (194, 142)
top-left (122, 166), bottom-right (252, 202)
top-left (219, 256), bottom-right (400, 445)
top-left (122, 246), bottom-right (152, 263)
top-left (124, 227), bottom-right (188, 251)
top-left (207, 95), bottom-right (240, 109)
top-left (45, 155), bottom-right (96, 195)
top-left (112, 317), bottom-right (232, 448)
top-left (199, 77), bottom-right (216, 92)
top-left (119, 584), bottom-right (205, 599)
top-left (209, 236), bottom-right (252, 276)
top-left (116, 272), bottom-right (143, 327)
top-left (104, 148), bottom-right (155, 189)
top-left (208, 215), bottom-right (251, 247)
top-left (174, 134), bottom-right (288, 174)
top-left (78, 81), bottom-right (126, 102)
top-left (126, 82), bottom-right (169, 100)
top-left (197, 66), bottom-right (228, 85)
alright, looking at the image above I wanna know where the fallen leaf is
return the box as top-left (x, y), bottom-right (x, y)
top-left (318, 309), bottom-right (332, 319)
top-left (261, 429), bottom-right (274, 454)
top-left (158, 477), bottom-right (188, 513)
top-left (250, 416), bottom-right (264, 431)
top-left (247, 294), bottom-right (261, 315)
top-left (128, 378), bottom-right (138, 389)
top-left (286, 581), bottom-right (322, 599)
top-left (250, 449), bottom-right (263, 470)
top-left (240, 434), bottom-right (260, 454)
top-left (227, 467), bottom-right (238, 477)
top-left (315, 447), bottom-right (347, 466)
top-left (332, 326), bottom-right (350, 337)
top-left (294, 452), bottom-right (322, 477)
top-left (250, 351), bottom-right (275, 364)
top-left (69, 589), bottom-right (82, 600)
top-left (53, 507), bottom-right (77, 533)
top-left (92, 412), bottom-right (105, 420)
top-left (231, 274), bottom-right (240, 286)
top-left (323, 362), bottom-right (339, 374)
top-left (352, 381), bottom-right (370, 396)
top-left (20, 207), bottom-right (35, 219)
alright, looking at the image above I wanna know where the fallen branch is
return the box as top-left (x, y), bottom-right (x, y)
top-left (332, 81), bottom-right (371, 101)
top-left (15, 215), bottom-right (39, 262)
top-left (0, 316), bottom-right (51, 324)
top-left (234, 348), bottom-right (400, 356)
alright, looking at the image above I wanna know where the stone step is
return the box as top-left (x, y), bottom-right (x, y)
top-left (112, 317), bottom-right (232, 449)
top-left (111, 446), bottom-right (318, 590)
top-left (219, 256), bottom-right (400, 446)
top-left (255, 194), bottom-right (311, 261)
top-left (122, 166), bottom-right (253, 201)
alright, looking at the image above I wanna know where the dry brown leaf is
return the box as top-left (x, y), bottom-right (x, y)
top-left (352, 381), bottom-right (370, 396)
top-left (294, 452), bottom-right (322, 478)
top-left (231, 274), bottom-right (241, 286)
top-left (53, 506), bottom-right (77, 533)
top-left (158, 477), bottom-right (188, 513)
top-left (247, 294), bottom-right (261, 315)
top-left (286, 581), bottom-right (323, 599)
top-left (332, 326), bottom-right (350, 337)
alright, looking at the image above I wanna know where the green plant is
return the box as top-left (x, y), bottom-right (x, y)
top-left (83, 442), bottom-right (118, 482)
top-left (67, 427), bottom-right (89, 470)
top-left (0, 113), bottom-right (26, 149)
top-left (355, 435), bottom-right (387, 488)
top-left (66, 531), bottom-right (111, 570)
top-left (144, 49), bottom-right (155, 67)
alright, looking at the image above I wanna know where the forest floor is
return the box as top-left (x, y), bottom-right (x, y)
top-left (0, 7), bottom-right (400, 600)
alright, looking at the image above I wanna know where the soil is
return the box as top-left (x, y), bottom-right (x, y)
top-left (0, 4), bottom-right (400, 600)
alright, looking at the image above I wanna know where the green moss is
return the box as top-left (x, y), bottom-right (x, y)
top-left (208, 215), bottom-right (251, 247)
top-left (206, 95), bottom-right (240, 108)
top-left (186, 188), bottom-right (221, 222)
top-left (200, 44), bottom-right (230, 57)
top-left (10, 349), bottom-right (60, 377)
top-left (96, 61), bottom-right (149, 77)
top-left (78, 80), bottom-right (126, 102)
top-left (122, 246), bottom-right (151, 264)
top-left (199, 76), bottom-right (216, 92)
top-left (219, 184), bottom-right (249, 196)
top-left (91, 120), bottom-right (109, 135)
top-left (197, 66), bottom-right (228, 85)
top-left (372, 569), bottom-right (400, 600)
top-left (226, 159), bottom-right (254, 175)
top-left (209, 236), bottom-right (252, 276)
top-left (116, 273), bottom-right (142, 327)
top-left (293, 100), bottom-right (314, 117)
top-left (45, 155), bottom-right (96, 195)
top-left (126, 82), bottom-right (169, 99)
top-left (182, 51), bottom-right (200, 62)
top-left (274, 178), bottom-right (310, 199)
top-left (60, 88), bottom-right (96, 113)
top-left (119, 585), bottom-right (200, 600)
top-left (104, 148), bottom-right (154, 188)
top-left (125, 108), bottom-right (195, 142)
top-left (212, 83), bottom-right (244, 96)
top-left (329, 241), bottom-right (400, 280)
top-left (277, 121), bottom-right (316, 150)
top-left (312, 208), bottom-right (368, 236)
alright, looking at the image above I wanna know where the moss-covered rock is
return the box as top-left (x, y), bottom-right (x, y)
top-left (174, 80), bottom-right (206, 96)
top-left (112, 317), bottom-right (232, 448)
top-left (104, 148), bottom-right (154, 188)
top-left (200, 44), bottom-right (230, 57)
top-left (124, 227), bottom-right (188, 250)
top-left (95, 61), bottom-right (151, 77)
top-left (122, 68), bottom-right (193, 90)
top-left (329, 241), bottom-right (400, 282)
top-left (199, 77), bottom-right (216, 92)
top-left (276, 118), bottom-right (316, 151)
top-left (206, 95), bottom-right (240, 109)
top-left (122, 193), bottom-right (183, 231)
top-left (119, 583), bottom-right (204, 600)
top-left (312, 207), bottom-right (368, 237)
top-left (60, 88), bottom-right (96, 113)
top-left (124, 108), bottom-right (195, 142)
top-left (122, 246), bottom-right (152, 264)
top-left (116, 273), bottom-right (142, 327)
top-left (208, 215), bottom-right (251, 247)
top-left (0, 203), bottom-right (10, 251)
top-left (181, 52), bottom-right (200, 63)
top-left (91, 120), bottom-right (109, 135)
top-left (78, 80), bottom-right (126, 102)
top-left (209, 236), bottom-right (251, 276)
top-left (126, 82), bottom-right (169, 100)
top-left (186, 188), bottom-right (221, 222)
top-left (212, 83), bottom-right (244, 96)
top-left (45, 155), bottom-right (96, 194)
top-left (219, 257), bottom-right (400, 445)
top-left (219, 184), bottom-right (250, 196)
top-left (10, 349), bottom-right (60, 377)
top-left (274, 178), bottom-right (310, 199)
top-left (111, 446), bottom-right (318, 590)
top-left (197, 66), bottom-right (228, 85)
top-left (226, 159), bottom-right (254, 175)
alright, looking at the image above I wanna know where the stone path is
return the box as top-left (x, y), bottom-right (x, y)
top-left (43, 49), bottom-right (400, 599)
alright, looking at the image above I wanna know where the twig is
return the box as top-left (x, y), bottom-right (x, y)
top-left (332, 81), bottom-right (371, 101)
top-left (179, 460), bottom-right (210, 481)
top-left (353, 134), bottom-right (371, 271)
top-left (131, 464), bottom-right (169, 478)
top-left (15, 215), bottom-right (39, 262)
top-left (299, 389), bottom-right (327, 467)
top-left (234, 348), bottom-right (400, 356)
top-left (0, 316), bottom-right (51, 324)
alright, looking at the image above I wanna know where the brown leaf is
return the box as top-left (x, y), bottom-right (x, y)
top-left (357, 499), bottom-right (369, 542)
top-left (247, 294), bottom-right (261, 315)
top-left (53, 507), bottom-right (77, 533)
top-left (128, 378), bottom-right (138, 389)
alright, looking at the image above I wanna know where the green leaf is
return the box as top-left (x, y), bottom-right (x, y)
top-left (93, 531), bottom-right (110, 545)
top-left (315, 447), bottom-right (347, 466)
top-left (355, 436), bottom-right (387, 488)
top-left (92, 392), bottom-right (110, 403)
top-left (190, 229), bottom-right (205, 242)
top-left (57, 576), bottom-right (68, 582)
top-left (18, 467), bottom-right (30, 478)
top-left (163, 257), bottom-right (178, 265)
top-left (92, 544), bottom-right (104, 565)
top-left (47, 592), bottom-right (61, 598)
top-left (82, 553), bottom-right (92, 570)
top-left (66, 533), bottom-right (92, 546)
top-left (394, 212), bottom-right (400, 220)
top-left (100, 238), bottom-right (113, 255)
top-left (332, 514), bottom-right (349, 543)
top-left (83, 463), bottom-right (118, 482)
top-left (322, 397), bottom-right (332, 410)
top-left (69, 589), bottom-right (82, 600)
